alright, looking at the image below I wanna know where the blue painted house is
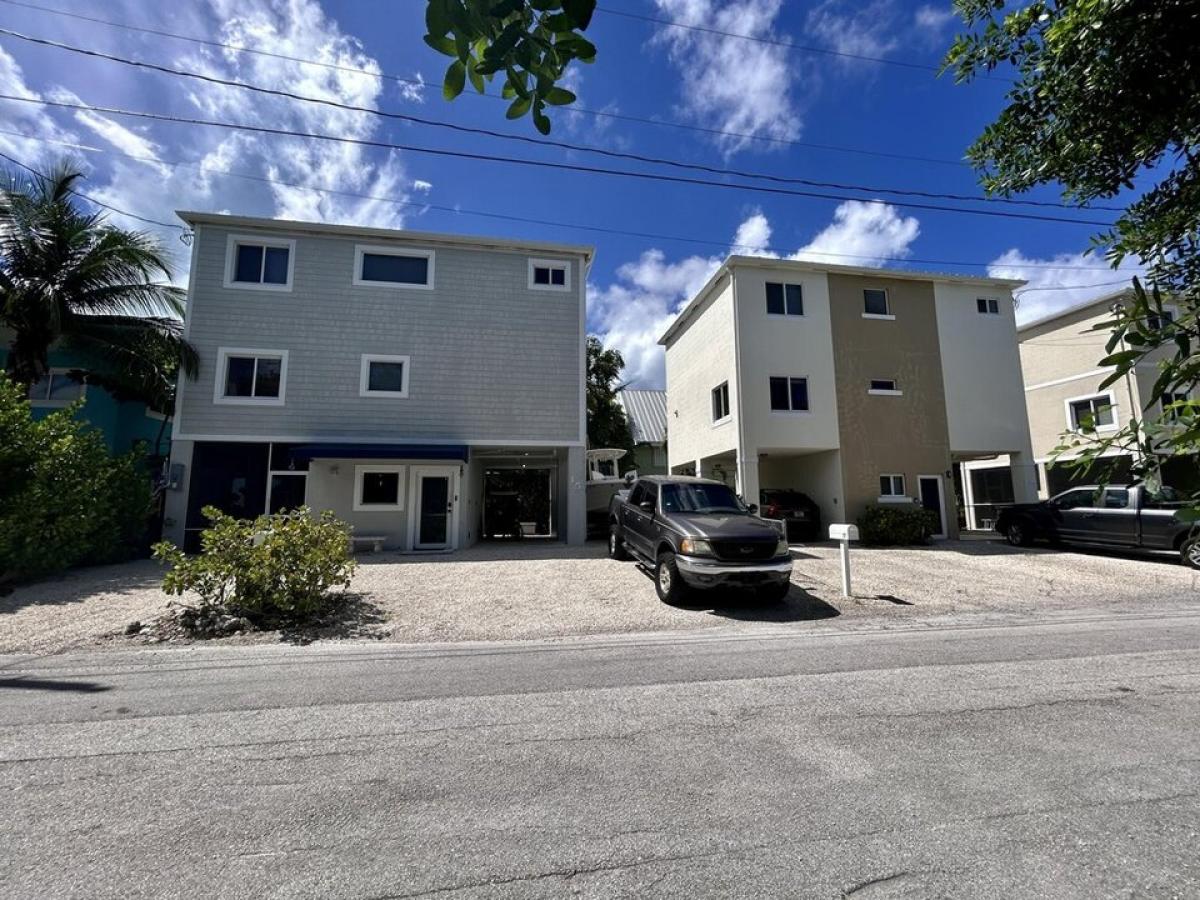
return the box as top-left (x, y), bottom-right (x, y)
top-left (0, 332), bottom-right (173, 459)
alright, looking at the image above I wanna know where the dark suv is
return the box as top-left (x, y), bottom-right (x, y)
top-left (759, 488), bottom-right (822, 542)
top-left (608, 476), bottom-right (793, 604)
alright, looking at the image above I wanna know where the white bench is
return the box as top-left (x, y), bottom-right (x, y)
top-left (350, 535), bottom-right (387, 553)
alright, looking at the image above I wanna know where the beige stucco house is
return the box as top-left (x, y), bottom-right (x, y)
top-left (660, 256), bottom-right (1037, 539)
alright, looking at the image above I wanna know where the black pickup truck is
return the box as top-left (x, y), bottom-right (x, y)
top-left (995, 484), bottom-right (1200, 567)
top-left (608, 476), bottom-right (793, 603)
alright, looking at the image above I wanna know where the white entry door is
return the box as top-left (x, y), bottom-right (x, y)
top-left (410, 466), bottom-right (459, 551)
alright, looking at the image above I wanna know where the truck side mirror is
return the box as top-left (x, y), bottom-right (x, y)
top-left (639, 500), bottom-right (654, 512)
top-left (747, 503), bottom-right (759, 516)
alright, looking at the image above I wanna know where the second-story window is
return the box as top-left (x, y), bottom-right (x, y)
top-left (766, 282), bottom-right (803, 316)
top-left (26, 368), bottom-right (85, 407)
top-left (215, 348), bottom-right (288, 406)
top-left (359, 354), bottom-right (410, 398)
top-left (976, 297), bottom-right (1000, 315)
top-left (1067, 393), bottom-right (1116, 432)
top-left (863, 288), bottom-right (891, 318)
top-left (225, 235), bottom-right (295, 291)
top-left (528, 258), bottom-right (571, 291)
top-left (711, 381), bottom-right (730, 422)
top-left (354, 245), bottom-right (434, 288)
top-left (869, 378), bottom-right (901, 395)
top-left (769, 376), bottom-right (809, 412)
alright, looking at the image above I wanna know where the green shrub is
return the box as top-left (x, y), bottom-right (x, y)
top-left (0, 375), bottom-right (152, 582)
top-left (153, 506), bottom-right (357, 624)
top-left (857, 503), bottom-right (940, 546)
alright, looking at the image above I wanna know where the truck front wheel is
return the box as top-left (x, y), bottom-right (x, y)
top-left (1004, 518), bottom-right (1034, 547)
top-left (1181, 537), bottom-right (1200, 570)
top-left (609, 525), bottom-right (630, 561)
top-left (654, 551), bottom-right (690, 605)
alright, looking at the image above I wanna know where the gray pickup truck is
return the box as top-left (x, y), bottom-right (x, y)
top-left (608, 476), bottom-right (793, 604)
top-left (995, 484), bottom-right (1199, 567)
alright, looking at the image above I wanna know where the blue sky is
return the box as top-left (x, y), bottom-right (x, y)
top-left (0, 0), bottom-right (1142, 388)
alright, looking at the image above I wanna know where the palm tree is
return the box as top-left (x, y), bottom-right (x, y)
top-left (0, 161), bottom-right (197, 398)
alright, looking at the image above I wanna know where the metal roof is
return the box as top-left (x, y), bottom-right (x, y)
top-left (619, 389), bottom-right (668, 445)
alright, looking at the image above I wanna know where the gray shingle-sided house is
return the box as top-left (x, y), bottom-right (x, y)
top-left (161, 212), bottom-right (592, 553)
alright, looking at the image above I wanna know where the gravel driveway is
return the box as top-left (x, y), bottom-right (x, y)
top-left (2, 539), bottom-right (1198, 654)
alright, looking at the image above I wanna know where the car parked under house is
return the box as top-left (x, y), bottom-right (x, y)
top-left (161, 212), bottom-right (592, 553)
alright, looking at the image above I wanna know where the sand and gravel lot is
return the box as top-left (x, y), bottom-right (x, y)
top-left (2, 538), bottom-right (1197, 654)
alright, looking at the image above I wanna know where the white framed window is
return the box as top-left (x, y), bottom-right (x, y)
top-left (1065, 391), bottom-right (1117, 432)
top-left (711, 381), bottom-right (730, 423)
top-left (868, 378), bottom-right (902, 396)
top-left (976, 297), bottom-right (1001, 315)
top-left (26, 368), bottom-right (85, 407)
top-left (769, 376), bottom-right (810, 412)
top-left (1161, 390), bottom-right (1190, 421)
top-left (879, 474), bottom-right (907, 501)
top-left (863, 288), bottom-right (894, 320)
top-left (353, 464), bottom-right (406, 511)
top-left (223, 234), bottom-right (295, 291)
top-left (528, 258), bottom-right (571, 292)
top-left (359, 354), bottom-right (410, 398)
top-left (353, 245), bottom-right (434, 289)
top-left (1147, 306), bottom-right (1177, 330)
top-left (213, 348), bottom-right (288, 406)
top-left (765, 282), bottom-right (804, 317)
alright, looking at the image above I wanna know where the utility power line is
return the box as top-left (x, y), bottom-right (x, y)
top-left (0, 93), bottom-right (1118, 227)
top-left (0, 0), bottom-right (973, 165)
top-left (0, 127), bottom-right (1130, 279)
top-left (0, 27), bottom-right (1114, 214)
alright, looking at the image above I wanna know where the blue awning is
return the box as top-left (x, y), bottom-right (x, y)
top-left (287, 443), bottom-right (469, 462)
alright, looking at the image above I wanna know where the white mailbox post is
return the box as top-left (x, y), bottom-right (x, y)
top-left (828, 523), bottom-right (859, 597)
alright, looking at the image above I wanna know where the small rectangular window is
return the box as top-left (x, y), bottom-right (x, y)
top-left (1068, 394), bottom-right (1115, 431)
top-left (711, 381), bottom-right (730, 422)
top-left (228, 238), bottom-right (293, 289)
top-left (976, 297), bottom-right (1000, 315)
top-left (360, 354), bottom-right (410, 398)
top-left (869, 378), bottom-right (899, 394)
top-left (362, 253), bottom-right (428, 285)
top-left (528, 258), bottom-right (571, 291)
top-left (27, 369), bottom-right (84, 405)
top-left (354, 465), bottom-right (406, 511)
top-left (215, 348), bottom-right (287, 405)
top-left (766, 282), bottom-right (804, 316)
top-left (1161, 391), bottom-right (1189, 421)
top-left (770, 376), bottom-right (809, 412)
top-left (863, 289), bottom-right (890, 317)
top-left (879, 474), bottom-right (906, 497)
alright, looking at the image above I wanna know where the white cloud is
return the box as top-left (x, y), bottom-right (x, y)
top-left (806, 0), bottom-right (900, 62)
top-left (73, 110), bottom-right (169, 176)
top-left (412, 179), bottom-right (433, 193)
top-left (591, 201), bottom-right (922, 388)
top-left (914, 5), bottom-right (957, 33)
top-left (652, 0), bottom-right (802, 155)
top-left (988, 249), bottom-right (1144, 325)
top-left (396, 72), bottom-right (426, 104)
top-left (0, 47), bottom-right (78, 162)
top-left (791, 200), bottom-right (920, 266)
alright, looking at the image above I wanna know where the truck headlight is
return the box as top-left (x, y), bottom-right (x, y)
top-left (775, 537), bottom-right (791, 557)
top-left (680, 538), bottom-right (713, 556)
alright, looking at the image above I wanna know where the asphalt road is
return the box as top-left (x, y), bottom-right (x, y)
top-left (3, 610), bottom-right (1200, 899)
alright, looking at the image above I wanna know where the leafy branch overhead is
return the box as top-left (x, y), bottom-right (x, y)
top-left (424, 0), bottom-right (596, 134)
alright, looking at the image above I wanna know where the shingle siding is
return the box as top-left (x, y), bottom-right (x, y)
top-left (176, 223), bottom-right (584, 442)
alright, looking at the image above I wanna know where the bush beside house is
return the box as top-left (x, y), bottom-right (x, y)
top-left (857, 503), bottom-right (940, 546)
top-left (0, 375), bottom-right (153, 584)
top-left (153, 507), bottom-right (357, 631)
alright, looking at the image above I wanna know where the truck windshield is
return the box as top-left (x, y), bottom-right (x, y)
top-left (661, 483), bottom-right (744, 514)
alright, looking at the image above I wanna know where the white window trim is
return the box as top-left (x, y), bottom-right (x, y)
top-left (1064, 390), bottom-right (1119, 433)
top-left (527, 258), bottom-right (571, 292)
top-left (353, 464), bottom-right (406, 512)
top-left (868, 379), bottom-right (902, 396)
top-left (878, 474), bottom-right (907, 502)
top-left (359, 354), bottom-right (411, 398)
top-left (769, 375), bottom-right (811, 414)
top-left (213, 347), bottom-right (289, 407)
top-left (711, 382), bottom-right (731, 426)
top-left (27, 367), bottom-right (86, 407)
top-left (223, 234), bottom-right (296, 292)
top-left (862, 288), bottom-right (893, 319)
top-left (976, 297), bottom-right (1002, 315)
top-left (765, 282), bottom-right (806, 318)
top-left (353, 244), bottom-right (435, 290)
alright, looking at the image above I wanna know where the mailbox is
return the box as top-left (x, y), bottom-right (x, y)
top-left (828, 523), bottom-right (859, 542)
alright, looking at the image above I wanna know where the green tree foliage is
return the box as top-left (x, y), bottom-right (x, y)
top-left (945, 1), bottom-right (1200, 504)
top-left (0, 374), bottom-right (152, 583)
top-left (153, 507), bottom-right (357, 625)
top-left (585, 335), bottom-right (635, 464)
top-left (0, 160), bottom-right (198, 393)
top-left (423, 0), bottom-right (596, 133)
